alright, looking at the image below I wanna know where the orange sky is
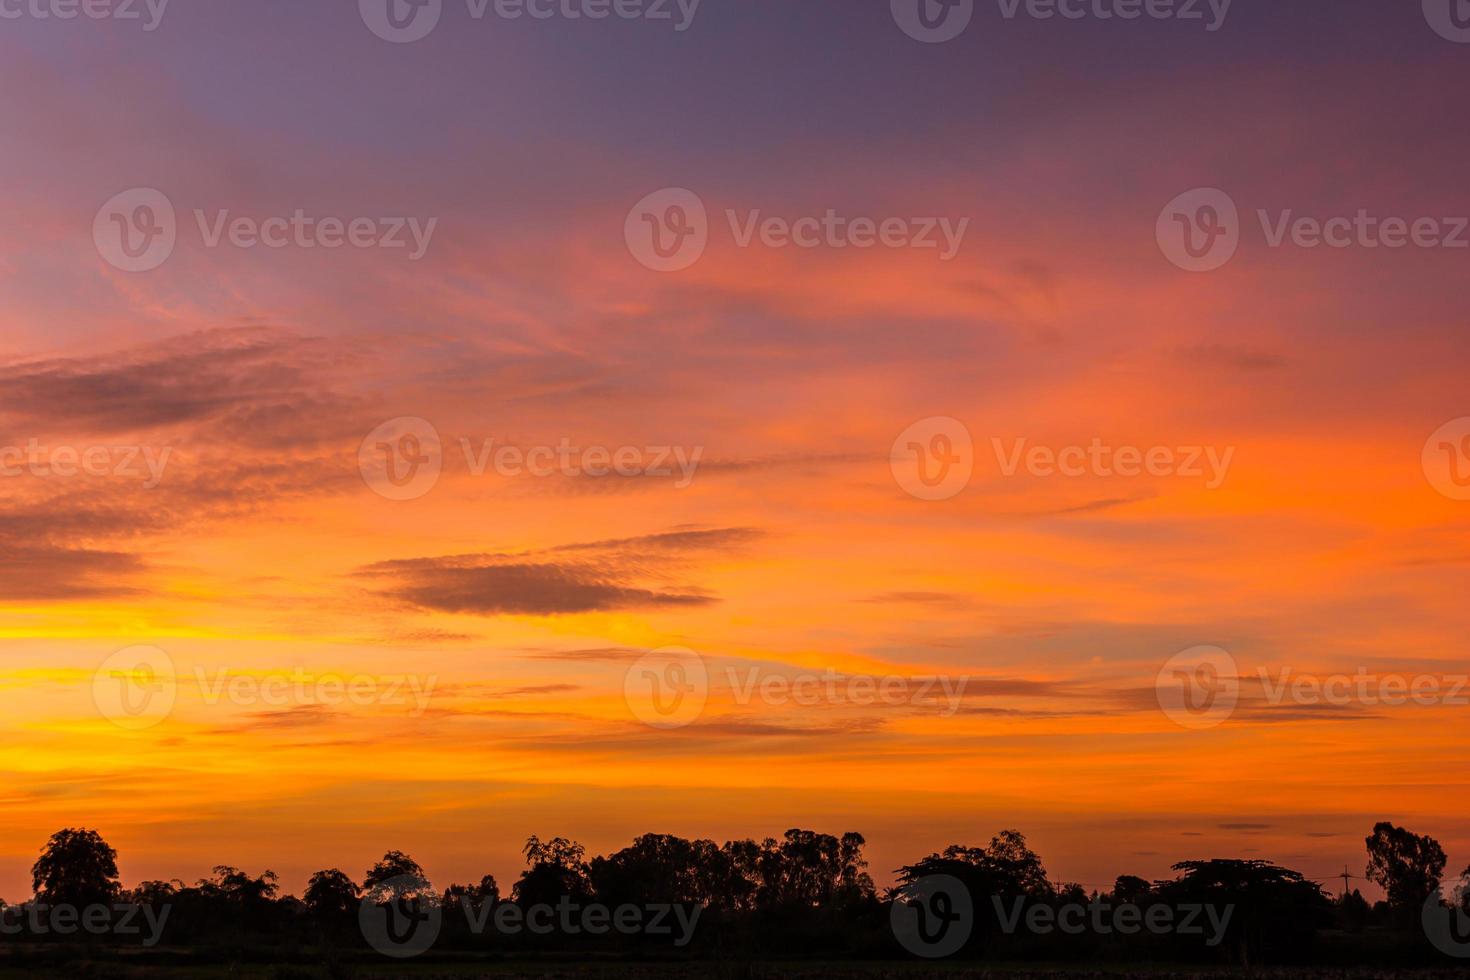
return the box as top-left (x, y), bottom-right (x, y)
top-left (2, 0), bottom-right (1469, 903)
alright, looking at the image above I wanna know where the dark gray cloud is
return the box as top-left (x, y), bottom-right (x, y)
top-left (361, 526), bottom-right (760, 616)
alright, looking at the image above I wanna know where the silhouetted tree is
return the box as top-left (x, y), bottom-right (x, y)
top-left (1112, 874), bottom-right (1153, 904)
top-left (1453, 864), bottom-right (1470, 915)
top-left (1156, 859), bottom-right (1331, 965)
top-left (513, 836), bottom-right (590, 905)
top-left (895, 829), bottom-right (1055, 902)
top-left (363, 850), bottom-right (432, 902)
top-left (304, 868), bottom-right (361, 921)
top-left (443, 874), bottom-right (499, 911)
top-left (1338, 887), bottom-right (1371, 933)
top-left (126, 879), bottom-right (182, 907)
top-left (765, 830), bottom-right (875, 909)
top-left (588, 833), bottom-right (724, 907)
top-left (1365, 821), bottom-right (1446, 919)
top-left (196, 866), bottom-right (280, 933)
top-left (31, 828), bottom-right (120, 907)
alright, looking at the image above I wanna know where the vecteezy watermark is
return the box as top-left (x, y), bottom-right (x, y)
top-left (1157, 646), bottom-right (1470, 729)
top-left (0, 902), bottom-right (171, 947)
top-left (359, 0), bottom-right (701, 44)
top-left (992, 438), bottom-right (1234, 489)
top-left (358, 417), bottom-right (704, 501)
top-left (92, 646), bottom-right (178, 731)
top-left (0, 440), bottom-right (172, 488)
top-left (890, 418), bottom-right (1234, 502)
top-left (622, 653), bottom-right (970, 728)
top-left (1423, 892), bottom-right (1470, 958)
top-left (891, 417), bottom-right (974, 502)
top-left (890, 876), bottom-right (1233, 958)
top-left (1423, 0), bottom-right (1470, 43)
top-left (458, 437), bottom-right (702, 487)
top-left (1158, 187), bottom-right (1470, 272)
top-left (360, 881), bottom-right (702, 959)
top-left (93, 188), bottom-right (438, 272)
top-left (891, 0), bottom-right (1231, 44)
top-left (990, 896), bottom-right (1234, 946)
top-left (726, 667), bottom-right (970, 717)
top-left (891, 875), bottom-right (974, 958)
top-left (359, 417), bottom-right (444, 501)
top-left (193, 668), bottom-right (437, 716)
top-left (623, 646), bottom-right (708, 729)
top-left (359, 875), bottom-right (441, 959)
top-left (625, 188), bottom-right (970, 272)
top-left (0, 0), bottom-right (169, 30)
top-left (1256, 667), bottom-right (1470, 709)
top-left (1155, 645), bottom-right (1239, 730)
top-left (1423, 417), bottom-right (1470, 501)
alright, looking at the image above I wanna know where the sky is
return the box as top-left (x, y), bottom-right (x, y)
top-left (1, 0), bottom-right (1468, 901)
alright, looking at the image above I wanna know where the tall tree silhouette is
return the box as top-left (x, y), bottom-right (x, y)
top-left (31, 828), bottom-right (120, 907)
top-left (1365, 821), bottom-right (1446, 917)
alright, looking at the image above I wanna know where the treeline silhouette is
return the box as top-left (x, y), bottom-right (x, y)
top-left (2, 821), bottom-right (1467, 971)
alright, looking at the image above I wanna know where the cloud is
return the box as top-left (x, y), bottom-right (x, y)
top-left (0, 544), bottom-right (146, 600)
top-left (361, 526), bottom-right (760, 616)
top-left (0, 327), bottom-right (357, 445)
top-left (1177, 344), bottom-right (1286, 373)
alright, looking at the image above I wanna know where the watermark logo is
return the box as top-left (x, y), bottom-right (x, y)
top-left (1424, 0), bottom-right (1470, 43)
top-left (891, 874), bottom-right (974, 958)
top-left (626, 189), bottom-right (969, 271)
top-left (996, 0), bottom-right (1230, 30)
top-left (359, 875), bottom-right (441, 959)
top-left (0, 440), bottom-right (172, 488)
top-left (991, 896), bottom-right (1233, 945)
top-left (0, 902), bottom-right (171, 947)
top-left (1423, 893), bottom-right (1470, 958)
top-left (194, 668), bottom-right (438, 715)
top-left (726, 667), bottom-right (969, 716)
top-left (1423, 417), bottom-right (1470, 501)
top-left (360, 0), bottom-right (442, 42)
top-left (92, 645), bottom-right (177, 731)
top-left (992, 438), bottom-right (1234, 488)
top-left (94, 188), bottom-right (176, 273)
top-left (362, 0), bottom-right (699, 42)
top-left (95, 191), bottom-right (437, 270)
top-left (1257, 667), bottom-right (1468, 708)
top-left (624, 646), bottom-right (708, 729)
top-left (0, 0), bottom-right (170, 30)
top-left (1156, 645), bottom-right (1238, 729)
top-left (1157, 188), bottom-right (1238, 272)
top-left (458, 437), bottom-right (702, 487)
top-left (892, 417), bottom-right (974, 501)
top-left (360, 417), bottom-right (444, 501)
top-left (626, 188), bottom-right (708, 272)
top-left (1161, 189), bottom-right (1469, 270)
top-left (892, 0), bottom-right (974, 43)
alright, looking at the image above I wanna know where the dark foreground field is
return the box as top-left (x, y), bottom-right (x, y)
top-left (3, 956), bottom-right (1469, 980)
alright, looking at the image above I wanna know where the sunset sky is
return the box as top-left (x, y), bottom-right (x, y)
top-left (2, 0), bottom-right (1468, 902)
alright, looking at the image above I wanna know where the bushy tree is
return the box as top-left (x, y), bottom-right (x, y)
top-left (1157, 859), bottom-right (1332, 964)
top-left (513, 836), bottom-right (590, 905)
top-left (304, 868), bottom-right (361, 920)
top-left (363, 850), bottom-right (432, 903)
top-left (31, 828), bottom-right (120, 907)
top-left (1365, 821), bottom-right (1446, 915)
